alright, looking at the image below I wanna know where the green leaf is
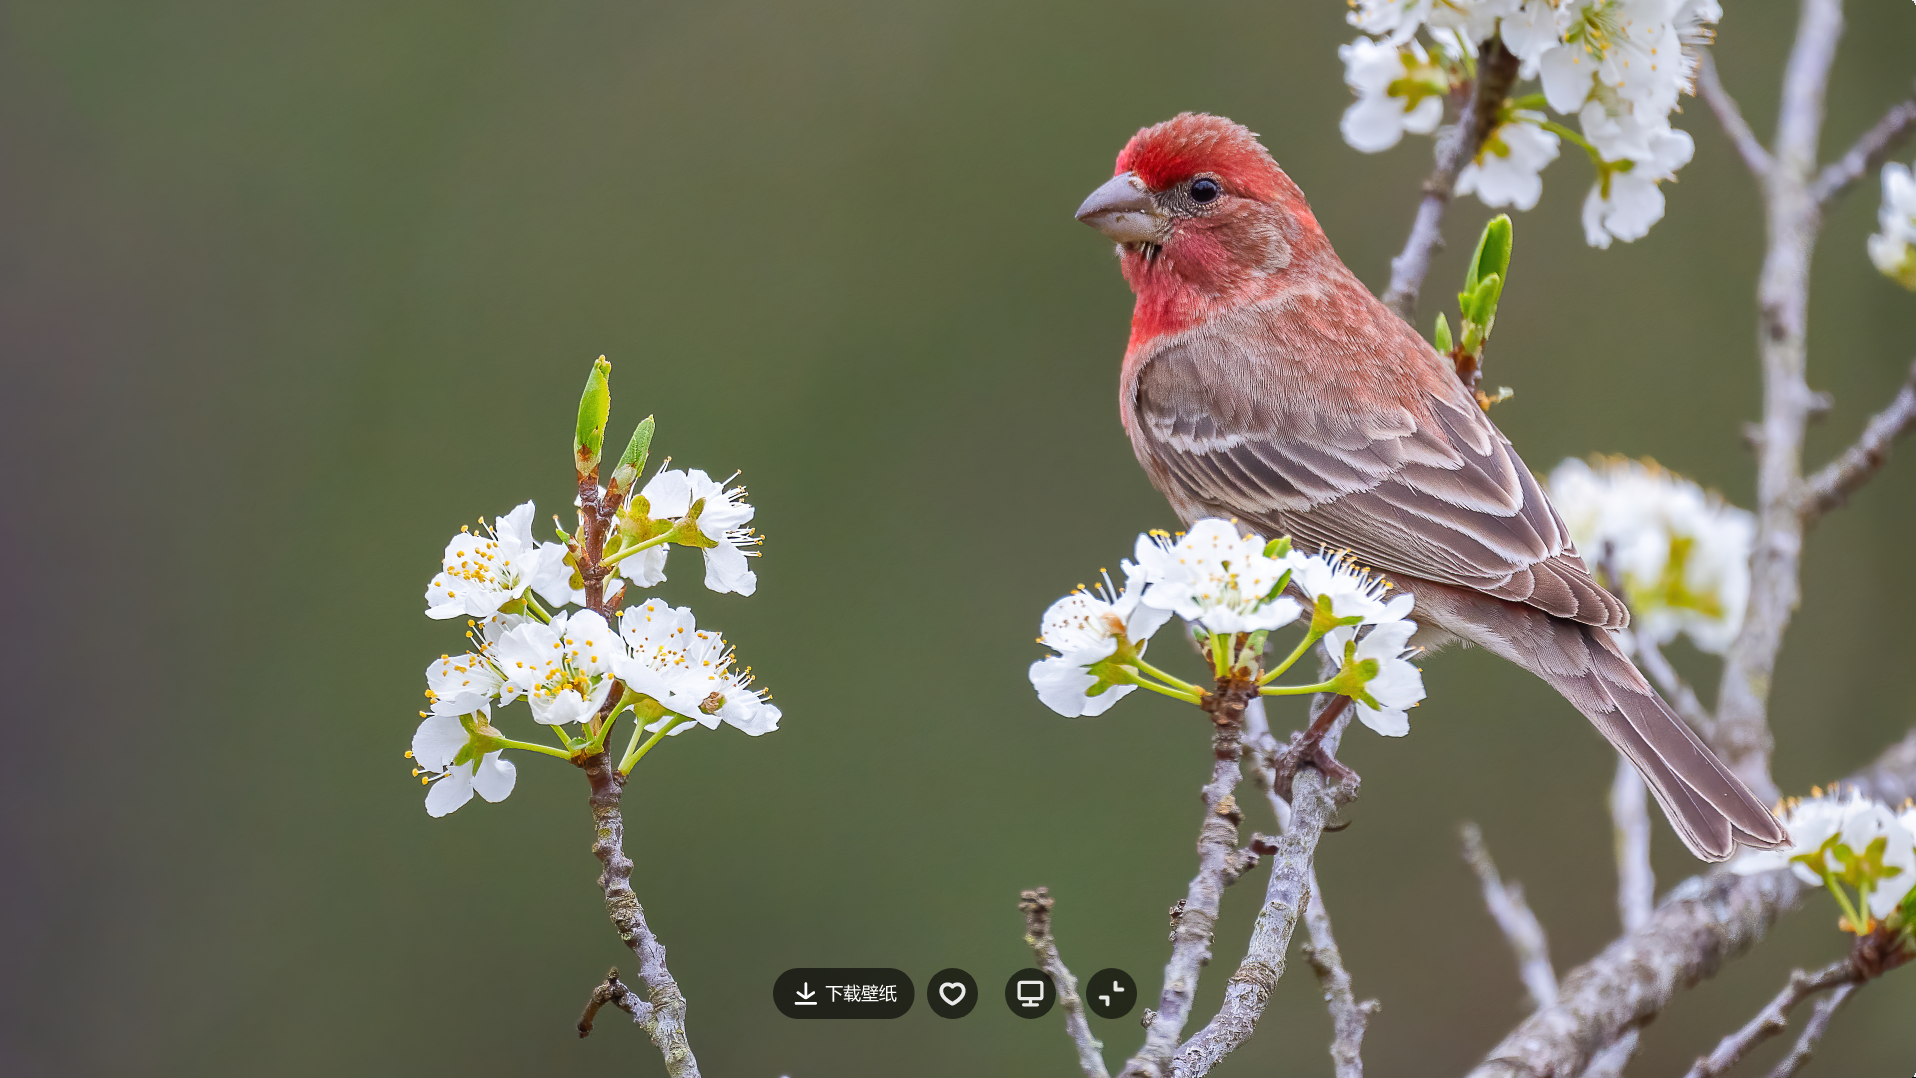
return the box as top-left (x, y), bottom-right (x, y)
top-left (1466, 214), bottom-right (1512, 295)
top-left (1433, 312), bottom-right (1453, 353)
top-left (1467, 272), bottom-right (1504, 325)
top-left (607, 415), bottom-right (655, 500)
top-left (574, 356), bottom-right (613, 479)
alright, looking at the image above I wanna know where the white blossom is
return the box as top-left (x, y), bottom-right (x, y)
top-left (1339, 38), bottom-right (1445, 153)
top-left (613, 599), bottom-right (779, 735)
top-left (1458, 114), bottom-right (1562, 210)
top-left (1731, 790), bottom-right (1916, 923)
top-left (1868, 162), bottom-right (1916, 289)
top-left (1347, 0), bottom-right (1437, 45)
top-left (411, 711), bottom-right (517, 817)
top-left (424, 502), bottom-right (554, 620)
top-left (641, 469), bottom-right (761, 596)
top-left (1501, 0), bottom-right (1568, 64)
top-left (1291, 550), bottom-right (1415, 626)
top-left (1548, 457), bottom-right (1751, 654)
top-left (1139, 519), bottom-right (1302, 635)
top-left (494, 610), bottom-right (623, 727)
top-left (1027, 563), bottom-right (1174, 719)
top-left (1324, 620), bottom-right (1426, 736)
top-left (1577, 107), bottom-right (1694, 248)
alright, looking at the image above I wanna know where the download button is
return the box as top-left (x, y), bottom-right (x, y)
top-left (773, 968), bottom-right (915, 1019)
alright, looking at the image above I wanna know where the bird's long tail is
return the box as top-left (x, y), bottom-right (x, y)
top-left (1421, 586), bottom-right (1788, 861)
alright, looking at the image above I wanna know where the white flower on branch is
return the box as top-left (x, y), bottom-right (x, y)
top-left (1339, 38), bottom-right (1447, 153)
top-left (1140, 519), bottom-right (1302, 635)
top-left (1291, 550), bottom-right (1415, 627)
top-left (425, 649), bottom-right (508, 718)
top-left (424, 502), bottom-right (554, 620)
top-left (1028, 562), bottom-right (1174, 718)
top-left (495, 610), bottom-right (623, 727)
top-left (1577, 109), bottom-right (1694, 248)
top-left (613, 599), bottom-right (780, 735)
top-left (1325, 620), bottom-right (1426, 736)
top-left (1458, 113), bottom-right (1562, 210)
top-left (639, 468), bottom-right (761, 596)
top-left (1730, 789), bottom-right (1916, 926)
top-left (1347, 0), bottom-right (1438, 45)
top-left (1548, 457), bottom-right (1751, 654)
top-left (1867, 161), bottom-right (1916, 289)
top-left (411, 711), bottom-right (518, 817)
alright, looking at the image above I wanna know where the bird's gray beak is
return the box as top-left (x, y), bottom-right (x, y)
top-left (1075, 171), bottom-right (1169, 245)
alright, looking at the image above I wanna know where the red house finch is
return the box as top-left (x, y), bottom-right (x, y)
top-left (1075, 113), bottom-right (1784, 861)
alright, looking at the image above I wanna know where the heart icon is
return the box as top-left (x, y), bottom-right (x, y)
top-left (938, 981), bottom-right (966, 1006)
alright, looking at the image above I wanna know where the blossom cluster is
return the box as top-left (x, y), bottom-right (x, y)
top-left (1028, 519), bottom-right (1426, 737)
top-left (1868, 161), bottom-right (1916, 290)
top-left (408, 362), bottom-right (778, 817)
top-left (1546, 457), bottom-right (1751, 655)
top-left (1732, 789), bottom-right (1916, 935)
top-left (1339, 0), bottom-right (1720, 247)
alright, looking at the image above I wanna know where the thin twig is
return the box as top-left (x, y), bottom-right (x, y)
top-left (1698, 51), bottom-right (1776, 178)
top-left (1610, 756), bottom-right (1656, 934)
top-left (1462, 727), bottom-right (1916, 1078)
top-left (1460, 823), bottom-right (1558, 1011)
top-left (1801, 357), bottom-right (1916, 522)
top-left (1242, 693), bottom-right (1375, 1078)
top-left (1682, 960), bottom-right (1860, 1078)
top-left (1579, 1033), bottom-right (1641, 1078)
top-left (578, 967), bottom-right (651, 1038)
top-left (1021, 887), bottom-right (1110, 1078)
top-left (1631, 635), bottom-right (1716, 739)
top-left (1170, 691), bottom-right (1353, 1078)
top-left (1762, 983), bottom-right (1858, 1078)
top-left (1121, 681), bottom-right (1258, 1078)
top-left (1710, 0), bottom-right (1848, 802)
top-left (1381, 38), bottom-right (1522, 320)
top-left (1811, 85), bottom-right (1916, 203)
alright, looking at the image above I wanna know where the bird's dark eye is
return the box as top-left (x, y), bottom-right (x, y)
top-left (1190, 178), bottom-right (1221, 204)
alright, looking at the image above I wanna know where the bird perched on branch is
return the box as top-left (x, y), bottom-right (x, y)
top-left (1073, 112), bottom-right (1785, 861)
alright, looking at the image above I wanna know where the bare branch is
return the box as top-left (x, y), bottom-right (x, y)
top-left (1021, 887), bottom-right (1111, 1078)
top-left (1812, 86), bottom-right (1916, 203)
top-left (1632, 635), bottom-right (1717, 740)
top-left (1579, 1034), bottom-right (1640, 1078)
top-left (1762, 983), bottom-right (1858, 1078)
top-left (1301, 876), bottom-right (1380, 1078)
top-left (1121, 684), bottom-right (1256, 1078)
top-left (1697, 51), bottom-right (1775, 178)
top-left (1711, 0), bottom-right (1848, 801)
top-left (1171, 742), bottom-right (1349, 1076)
top-left (578, 967), bottom-right (651, 1038)
top-left (1463, 726), bottom-right (1916, 1078)
top-left (1381, 38), bottom-right (1522, 320)
top-left (1801, 357), bottom-right (1916, 522)
top-left (1461, 823), bottom-right (1558, 1011)
top-left (1609, 757), bottom-right (1656, 934)
top-left (1242, 694), bottom-right (1375, 1078)
top-left (1682, 960), bottom-right (1860, 1078)
top-left (576, 751), bottom-right (700, 1076)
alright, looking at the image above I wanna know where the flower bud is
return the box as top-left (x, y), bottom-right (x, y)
top-left (575, 356), bottom-right (612, 480)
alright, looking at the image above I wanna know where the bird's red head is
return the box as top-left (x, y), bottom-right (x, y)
top-left (1077, 113), bottom-right (1330, 345)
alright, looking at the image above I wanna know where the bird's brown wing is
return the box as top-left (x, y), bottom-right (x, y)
top-left (1129, 311), bottom-right (1627, 628)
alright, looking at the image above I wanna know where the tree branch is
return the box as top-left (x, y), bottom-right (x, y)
top-left (577, 750), bottom-right (699, 1076)
top-left (1021, 887), bottom-right (1111, 1078)
top-left (578, 967), bottom-right (652, 1038)
top-left (1762, 983), bottom-right (1858, 1078)
top-left (1121, 683), bottom-right (1257, 1078)
top-left (1241, 695), bottom-right (1374, 1078)
top-left (1462, 726), bottom-right (1916, 1078)
top-left (1800, 357), bottom-right (1916, 522)
top-left (1682, 960), bottom-right (1860, 1078)
top-left (1381, 38), bottom-right (1522, 320)
top-left (1698, 51), bottom-right (1776, 178)
top-left (1811, 84), bottom-right (1916, 204)
top-left (1711, 0), bottom-right (1847, 802)
top-left (1460, 823), bottom-right (1558, 1011)
top-left (1609, 757), bottom-right (1656, 935)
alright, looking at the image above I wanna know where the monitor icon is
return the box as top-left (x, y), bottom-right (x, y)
top-left (1016, 980), bottom-right (1046, 1007)
top-left (1004, 968), bottom-right (1056, 1018)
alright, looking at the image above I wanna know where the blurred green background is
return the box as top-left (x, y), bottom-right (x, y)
top-left (4, 2), bottom-right (1914, 1075)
